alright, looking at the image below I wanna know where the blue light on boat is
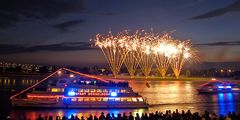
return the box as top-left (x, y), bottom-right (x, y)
top-left (68, 91), bottom-right (76, 96)
top-left (218, 86), bottom-right (224, 89)
top-left (226, 86), bottom-right (232, 89)
top-left (110, 92), bottom-right (117, 97)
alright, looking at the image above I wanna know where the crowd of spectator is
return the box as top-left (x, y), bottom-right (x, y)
top-left (6, 109), bottom-right (240, 120)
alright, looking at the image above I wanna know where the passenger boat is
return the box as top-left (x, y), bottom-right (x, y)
top-left (10, 68), bottom-right (148, 108)
top-left (197, 78), bottom-right (240, 93)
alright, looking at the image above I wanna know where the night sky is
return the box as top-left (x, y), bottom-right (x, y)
top-left (0, 0), bottom-right (240, 66)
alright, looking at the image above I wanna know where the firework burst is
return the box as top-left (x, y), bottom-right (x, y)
top-left (93, 30), bottom-right (199, 78)
top-left (170, 40), bottom-right (198, 78)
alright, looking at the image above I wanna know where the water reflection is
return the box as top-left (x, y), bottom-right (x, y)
top-left (217, 93), bottom-right (235, 115)
top-left (130, 80), bottom-right (197, 105)
top-left (0, 77), bottom-right (39, 91)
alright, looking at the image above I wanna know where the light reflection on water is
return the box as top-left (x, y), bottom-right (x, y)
top-left (217, 93), bottom-right (235, 115)
top-left (1, 77), bottom-right (240, 119)
top-left (0, 77), bottom-right (39, 91)
top-left (11, 109), bottom-right (146, 120)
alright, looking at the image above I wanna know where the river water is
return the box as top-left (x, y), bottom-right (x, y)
top-left (0, 76), bottom-right (240, 119)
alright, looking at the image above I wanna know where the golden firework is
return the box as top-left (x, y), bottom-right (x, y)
top-left (94, 30), bottom-right (199, 78)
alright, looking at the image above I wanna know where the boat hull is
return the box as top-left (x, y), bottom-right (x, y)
top-left (11, 99), bottom-right (149, 109)
top-left (197, 89), bottom-right (240, 93)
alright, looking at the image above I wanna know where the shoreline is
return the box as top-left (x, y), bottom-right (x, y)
top-left (98, 76), bottom-right (235, 81)
top-left (0, 73), bottom-right (236, 81)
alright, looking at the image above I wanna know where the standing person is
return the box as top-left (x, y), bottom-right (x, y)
top-left (99, 112), bottom-right (106, 120)
top-left (135, 113), bottom-right (140, 120)
top-left (94, 115), bottom-right (98, 120)
top-left (81, 116), bottom-right (85, 120)
top-left (75, 115), bottom-right (80, 120)
top-left (111, 113), bottom-right (115, 120)
top-left (128, 112), bottom-right (134, 120)
top-left (106, 113), bottom-right (111, 120)
top-left (141, 113), bottom-right (145, 120)
top-left (70, 114), bottom-right (75, 120)
top-left (117, 114), bottom-right (122, 120)
top-left (122, 113), bottom-right (127, 120)
top-left (87, 114), bottom-right (93, 120)
top-left (49, 116), bottom-right (53, 120)
top-left (62, 116), bottom-right (67, 120)
top-left (36, 114), bottom-right (44, 120)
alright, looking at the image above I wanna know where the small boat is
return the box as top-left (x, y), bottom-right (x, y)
top-left (10, 68), bottom-right (149, 109)
top-left (197, 78), bottom-right (240, 93)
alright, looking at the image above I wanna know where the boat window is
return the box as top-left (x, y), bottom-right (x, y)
top-left (90, 98), bottom-right (96, 101)
top-left (121, 90), bottom-right (126, 93)
top-left (71, 98), bottom-right (77, 101)
top-left (78, 98), bottom-right (83, 101)
top-left (103, 89), bottom-right (108, 92)
top-left (109, 98), bottom-right (114, 101)
top-left (121, 98), bottom-right (127, 101)
top-left (103, 98), bottom-right (108, 101)
top-left (83, 98), bottom-right (89, 101)
top-left (127, 98), bottom-right (132, 102)
top-left (97, 89), bottom-right (102, 92)
top-left (51, 88), bottom-right (59, 92)
top-left (132, 98), bottom-right (137, 102)
top-left (96, 98), bottom-right (102, 101)
top-left (138, 98), bottom-right (144, 102)
top-left (115, 98), bottom-right (120, 101)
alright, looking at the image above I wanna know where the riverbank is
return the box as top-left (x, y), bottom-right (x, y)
top-left (98, 75), bottom-right (233, 81)
top-left (0, 73), bottom-right (235, 82)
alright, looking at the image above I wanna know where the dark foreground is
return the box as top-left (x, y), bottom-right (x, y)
top-left (5, 109), bottom-right (240, 120)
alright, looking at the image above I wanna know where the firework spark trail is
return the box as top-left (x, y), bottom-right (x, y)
top-left (137, 32), bottom-right (155, 77)
top-left (95, 31), bottom-right (128, 78)
top-left (152, 33), bottom-right (180, 78)
top-left (170, 40), bottom-right (197, 78)
top-left (123, 31), bottom-right (141, 77)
